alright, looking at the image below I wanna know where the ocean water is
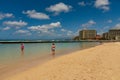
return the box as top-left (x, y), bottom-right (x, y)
top-left (0, 42), bottom-right (99, 65)
top-left (0, 42), bottom-right (99, 78)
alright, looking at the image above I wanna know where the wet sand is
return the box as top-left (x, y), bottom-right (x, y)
top-left (3, 42), bottom-right (120, 80)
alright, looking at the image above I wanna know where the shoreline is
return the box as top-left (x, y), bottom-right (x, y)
top-left (4, 42), bottom-right (120, 80)
top-left (0, 40), bottom-right (120, 44)
top-left (0, 42), bottom-right (99, 80)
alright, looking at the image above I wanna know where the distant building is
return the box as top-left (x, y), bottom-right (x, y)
top-left (95, 35), bottom-right (102, 40)
top-left (79, 30), bottom-right (97, 40)
top-left (103, 32), bottom-right (109, 40)
top-left (109, 29), bottom-right (120, 40)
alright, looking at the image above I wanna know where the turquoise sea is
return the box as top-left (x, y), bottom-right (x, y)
top-left (0, 42), bottom-right (99, 63)
top-left (0, 42), bottom-right (99, 78)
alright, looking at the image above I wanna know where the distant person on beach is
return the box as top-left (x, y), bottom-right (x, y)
top-left (51, 43), bottom-right (55, 56)
top-left (21, 43), bottom-right (24, 52)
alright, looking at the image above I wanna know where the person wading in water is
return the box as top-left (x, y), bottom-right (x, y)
top-left (21, 43), bottom-right (24, 51)
top-left (21, 43), bottom-right (24, 56)
top-left (51, 43), bottom-right (55, 56)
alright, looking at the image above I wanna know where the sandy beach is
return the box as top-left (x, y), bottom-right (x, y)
top-left (4, 42), bottom-right (120, 80)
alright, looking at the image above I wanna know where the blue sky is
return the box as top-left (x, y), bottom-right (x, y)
top-left (0, 0), bottom-right (120, 39)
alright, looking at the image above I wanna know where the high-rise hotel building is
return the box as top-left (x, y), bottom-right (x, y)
top-left (79, 30), bottom-right (97, 40)
top-left (109, 29), bottom-right (120, 40)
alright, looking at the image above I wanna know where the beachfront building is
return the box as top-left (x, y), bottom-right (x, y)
top-left (103, 32), bottom-right (109, 40)
top-left (79, 30), bottom-right (97, 40)
top-left (109, 29), bottom-right (120, 40)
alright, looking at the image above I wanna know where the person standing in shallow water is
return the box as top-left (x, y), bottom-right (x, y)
top-left (20, 43), bottom-right (24, 56)
top-left (21, 43), bottom-right (24, 52)
top-left (51, 43), bottom-right (55, 56)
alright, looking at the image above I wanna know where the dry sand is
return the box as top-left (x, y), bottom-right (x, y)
top-left (4, 42), bottom-right (120, 80)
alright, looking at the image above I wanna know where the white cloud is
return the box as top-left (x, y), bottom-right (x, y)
top-left (112, 23), bottom-right (120, 29)
top-left (61, 28), bottom-right (66, 32)
top-left (78, 1), bottom-right (86, 6)
top-left (28, 22), bottom-right (61, 34)
top-left (0, 13), bottom-right (13, 20)
top-left (3, 20), bottom-right (27, 28)
top-left (15, 30), bottom-right (31, 35)
top-left (50, 22), bottom-right (61, 27)
top-left (82, 20), bottom-right (96, 29)
top-left (107, 20), bottom-right (112, 23)
top-left (2, 27), bottom-right (10, 31)
top-left (23, 10), bottom-right (50, 20)
top-left (103, 26), bottom-right (110, 30)
top-left (89, 20), bottom-right (96, 24)
top-left (60, 28), bottom-right (75, 37)
top-left (46, 2), bottom-right (72, 15)
top-left (67, 31), bottom-right (73, 36)
top-left (94, 0), bottom-right (110, 11)
top-left (98, 26), bottom-right (110, 34)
